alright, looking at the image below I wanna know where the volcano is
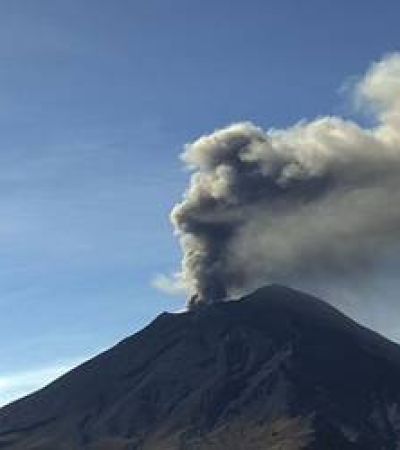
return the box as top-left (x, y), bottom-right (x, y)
top-left (1, 285), bottom-right (400, 449)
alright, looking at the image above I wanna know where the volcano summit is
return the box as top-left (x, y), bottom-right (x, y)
top-left (0, 285), bottom-right (400, 449)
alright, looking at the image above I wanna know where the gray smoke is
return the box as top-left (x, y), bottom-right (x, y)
top-left (170, 53), bottom-right (400, 307)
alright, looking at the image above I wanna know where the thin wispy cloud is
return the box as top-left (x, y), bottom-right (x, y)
top-left (151, 273), bottom-right (185, 297)
top-left (0, 358), bottom-right (84, 407)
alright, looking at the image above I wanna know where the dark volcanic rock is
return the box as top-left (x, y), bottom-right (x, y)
top-left (1, 285), bottom-right (400, 449)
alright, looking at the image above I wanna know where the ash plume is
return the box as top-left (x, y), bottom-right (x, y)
top-left (170, 53), bottom-right (400, 307)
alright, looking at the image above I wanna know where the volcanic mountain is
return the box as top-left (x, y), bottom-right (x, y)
top-left (1, 285), bottom-right (400, 449)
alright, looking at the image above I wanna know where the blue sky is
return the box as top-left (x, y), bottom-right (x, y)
top-left (1, 0), bottom-right (400, 405)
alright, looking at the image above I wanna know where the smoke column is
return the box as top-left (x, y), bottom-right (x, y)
top-left (170, 53), bottom-right (400, 307)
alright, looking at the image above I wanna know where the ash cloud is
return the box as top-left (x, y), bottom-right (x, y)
top-left (169, 53), bottom-right (400, 307)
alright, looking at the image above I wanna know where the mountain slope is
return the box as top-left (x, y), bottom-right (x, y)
top-left (1, 285), bottom-right (400, 449)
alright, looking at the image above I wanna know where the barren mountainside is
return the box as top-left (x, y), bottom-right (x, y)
top-left (1, 285), bottom-right (400, 449)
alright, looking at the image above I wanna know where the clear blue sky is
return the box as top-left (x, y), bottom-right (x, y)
top-left (1, 0), bottom-right (400, 405)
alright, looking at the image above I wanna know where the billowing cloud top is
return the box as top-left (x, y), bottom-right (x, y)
top-left (169, 53), bottom-right (400, 307)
